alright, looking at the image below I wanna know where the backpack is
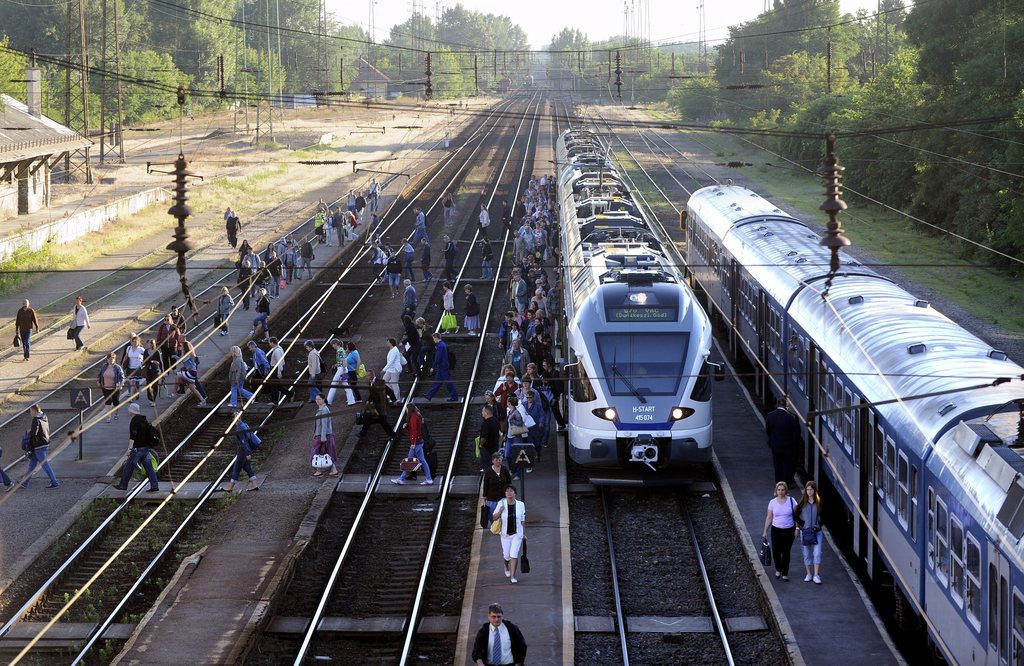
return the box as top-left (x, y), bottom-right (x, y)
top-left (148, 423), bottom-right (162, 447)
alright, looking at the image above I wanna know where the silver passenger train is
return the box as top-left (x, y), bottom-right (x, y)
top-left (556, 129), bottom-right (716, 471)
top-left (686, 184), bottom-right (1024, 664)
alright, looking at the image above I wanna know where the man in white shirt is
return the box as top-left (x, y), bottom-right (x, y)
top-left (471, 603), bottom-right (526, 666)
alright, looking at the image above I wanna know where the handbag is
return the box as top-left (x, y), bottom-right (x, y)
top-left (278, 277), bottom-right (286, 290)
top-left (13, 333), bottom-right (20, 348)
top-left (311, 437), bottom-right (334, 470)
top-left (356, 363), bottom-right (367, 379)
top-left (508, 422), bottom-right (528, 437)
top-left (520, 539), bottom-right (530, 574)
top-left (480, 503), bottom-right (491, 529)
top-left (440, 311), bottom-right (458, 332)
top-left (67, 327), bottom-right (76, 340)
top-left (801, 527), bottom-right (819, 546)
top-left (399, 457), bottom-right (421, 472)
top-left (490, 518), bottom-right (502, 535)
top-left (759, 537), bottom-right (773, 567)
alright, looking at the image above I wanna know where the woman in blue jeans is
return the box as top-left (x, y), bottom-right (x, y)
top-left (391, 405), bottom-right (432, 485)
top-left (228, 345), bottom-right (253, 407)
top-left (797, 480), bottom-right (824, 584)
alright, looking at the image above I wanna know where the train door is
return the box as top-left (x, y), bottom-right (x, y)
top-left (988, 547), bottom-right (1011, 666)
top-left (729, 260), bottom-right (739, 358)
top-left (806, 343), bottom-right (821, 479)
top-left (756, 288), bottom-right (768, 399)
top-left (859, 411), bottom-right (881, 566)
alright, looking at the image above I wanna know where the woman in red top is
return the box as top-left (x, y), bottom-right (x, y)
top-left (391, 405), bottom-right (433, 485)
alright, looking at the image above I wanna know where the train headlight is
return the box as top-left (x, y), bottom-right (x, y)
top-left (670, 407), bottom-right (695, 421)
top-left (592, 407), bottom-right (618, 421)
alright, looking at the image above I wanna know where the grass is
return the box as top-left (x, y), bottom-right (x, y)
top-left (643, 108), bottom-right (1024, 339)
top-left (0, 161), bottom-right (291, 302)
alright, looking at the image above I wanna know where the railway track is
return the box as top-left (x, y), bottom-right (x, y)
top-left (244, 92), bottom-right (547, 666)
top-left (0, 96), bottom-right (520, 664)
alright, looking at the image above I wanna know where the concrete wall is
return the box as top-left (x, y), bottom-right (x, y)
top-left (0, 186), bottom-right (169, 264)
top-left (17, 159), bottom-right (49, 215)
top-left (0, 178), bottom-right (15, 220)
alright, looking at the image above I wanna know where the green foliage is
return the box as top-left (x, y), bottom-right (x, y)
top-left (119, 50), bottom-right (190, 124)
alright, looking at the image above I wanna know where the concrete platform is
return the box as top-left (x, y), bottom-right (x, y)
top-left (711, 346), bottom-right (903, 665)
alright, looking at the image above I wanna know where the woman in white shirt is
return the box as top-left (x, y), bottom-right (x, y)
top-left (492, 484), bottom-right (526, 584)
top-left (762, 481), bottom-right (798, 581)
top-left (382, 337), bottom-right (405, 402)
top-left (71, 295), bottom-right (91, 350)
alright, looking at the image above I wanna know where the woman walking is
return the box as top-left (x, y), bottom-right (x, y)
top-left (311, 394), bottom-right (339, 477)
top-left (762, 481), bottom-right (798, 581)
top-left (391, 404), bottom-right (433, 486)
top-left (143, 339), bottom-right (163, 406)
top-left (219, 420), bottom-right (260, 492)
top-left (382, 337), bottom-right (404, 402)
top-left (345, 341), bottom-right (362, 402)
top-left (797, 480), bottom-right (824, 584)
top-left (402, 315), bottom-right (420, 375)
top-left (251, 288), bottom-right (271, 341)
top-left (70, 295), bottom-right (90, 350)
top-left (97, 351), bottom-right (125, 423)
top-left (464, 285), bottom-right (481, 335)
top-left (216, 287), bottom-right (234, 336)
top-left (492, 484), bottom-right (526, 583)
top-left (228, 345), bottom-right (253, 408)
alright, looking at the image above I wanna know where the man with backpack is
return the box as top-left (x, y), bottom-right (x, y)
top-left (113, 403), bottom-right (160, 492)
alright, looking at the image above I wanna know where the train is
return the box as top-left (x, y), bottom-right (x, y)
top-left (555, 129), bottom-right (717, 471)
top-left (685, 184), bottom-right (1024, 665)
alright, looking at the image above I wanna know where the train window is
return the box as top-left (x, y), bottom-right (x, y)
top-left (926, 488), bottom-right (936, 567)
top-left (910, 465), bottom-right (919, 541)
top-left (1013, 591), bottom-right (1024, 665)
top-left (595, 333), bottom-right (691, 397)
top-left (950, 516), bottom-right (965, 607)
top-left (966, 536), bottom-right (981, 627)
top-left (936, 498), bottom-right (949, 586)
top-left (884, 438), bottom-right (897, 511)
top-left (833, 378), bottom-right (845, 445)
top-left (874, 423), bottom-right (885, 496)
top-left (897, 453), bottom-right (910, 529)
top-left (791, 336), bottom-right (806, 394)
top-left (843, 389), bottom-right (855, 455)
top-left (991, 567), bottom-right (1000, 650)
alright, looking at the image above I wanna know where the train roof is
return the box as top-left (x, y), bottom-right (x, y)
top-left (688, 184), bottom-right (1024, 452)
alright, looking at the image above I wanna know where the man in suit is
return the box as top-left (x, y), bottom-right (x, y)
top-left (472, 603), bottom-right (527, 666)
top-left (766, 397), bottom-right (801, 486)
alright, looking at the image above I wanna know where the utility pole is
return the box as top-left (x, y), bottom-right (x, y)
top-left (100, 0), bottom-right (125, 163)
top-left (64, 0), bottom-right (92, 182)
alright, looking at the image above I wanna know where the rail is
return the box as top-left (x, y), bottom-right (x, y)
top-left (600, 487), bottom-right (631, 666)
top-left (680, 496), bottom-right (735, 666)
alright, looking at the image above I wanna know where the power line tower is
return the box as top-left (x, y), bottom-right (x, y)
top-left (697, 0), bottom-right (708, 74)
top-left (99, 0), bottom-right (125, 163)
top-left (64, 0), bottom-right (92, 182)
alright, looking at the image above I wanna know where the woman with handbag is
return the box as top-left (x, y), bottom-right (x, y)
top-left (762, 481), bottom-right (798, 581)
top-left (390, 404), bottom-right (433, 486)
top-left (797, 480), bottom-right (824, 584)
top-left (311, 394), bottom-right (339, 477)
top-left (492, 484), bottom-right (526, 584)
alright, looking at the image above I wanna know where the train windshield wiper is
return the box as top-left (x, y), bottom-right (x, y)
top-left (612, 364), bottom-right (646, 404)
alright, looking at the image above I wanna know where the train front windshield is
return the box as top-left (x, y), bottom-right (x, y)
top-left (594, 333), bottom-right (690, 397)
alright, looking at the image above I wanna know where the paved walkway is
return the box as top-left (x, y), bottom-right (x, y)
top-left (711, 344), bottom-right (903, 665)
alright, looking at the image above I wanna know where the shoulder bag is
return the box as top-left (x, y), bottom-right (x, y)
top-left (356, 362), bottom-right (367, 379)
top-left (519, 539), bottom-right (530, 574)
top-left (66, 327), bottom-right (76, 340)
top-left (759, 537), bottom-right (773, 567)
top-left (490, 518), bottom-right (502, 535)
top-left (311, 437), bottom-right (334, 470)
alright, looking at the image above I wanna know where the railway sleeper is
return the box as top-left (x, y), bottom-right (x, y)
top-left (574, 614), bottom-right (768, 634)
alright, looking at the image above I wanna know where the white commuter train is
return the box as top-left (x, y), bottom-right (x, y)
top-left (556, 129), bottom-right (717, 471)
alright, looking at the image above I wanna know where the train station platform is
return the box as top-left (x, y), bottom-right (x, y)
top-left (454, 428), bottom-right (573, 665)
top-left (711, 346), bottom-right (904, 665)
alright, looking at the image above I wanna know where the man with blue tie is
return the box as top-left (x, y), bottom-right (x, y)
top-left (472, 603), bottom-right (526, 666)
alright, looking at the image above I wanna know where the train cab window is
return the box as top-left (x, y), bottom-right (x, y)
top-left (927, 488), bottom-right (936, 568)
top-left (950, 516), bottom-right (965, 607)
top-left (569, 362), bottom-right (596, 403)
top-left (884, 438), bottom-right (897, 511)
top-left (936, 498), bottom-right (949, 586)
top-left (966, 536), bottom-right (982, 627)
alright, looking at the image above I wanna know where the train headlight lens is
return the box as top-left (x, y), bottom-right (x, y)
top-left (670, 407), bottom-right (695, 421)
top-left (592, 407), bottom-right (618, 421)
